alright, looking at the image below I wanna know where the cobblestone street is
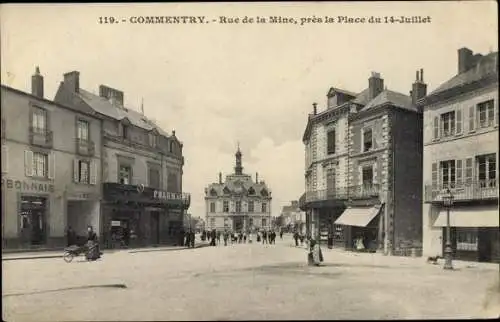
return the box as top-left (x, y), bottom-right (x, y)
top-left (3, 236), bottom-right (499, 321)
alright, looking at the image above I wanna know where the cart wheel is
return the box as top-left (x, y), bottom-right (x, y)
top-left (63, 252), bottom-right (74, 263)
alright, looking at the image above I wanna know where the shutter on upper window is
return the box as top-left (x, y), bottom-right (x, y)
top-left (73, 159), bottom-right (80, 183)
top-left (90, 160), bottom-right (97, 185)
top-left (48, 152), bottom-right (55, 180)
top-left (431, 162), bottom-right (438, 189)
top-left (24, 150), bottom-right (33, 177)
top-left (456, 159), bottom-right (463, 187)
top-left (433, 116), bottom-right (439, 139)
top-left (456, 109), bottom-right (462, 134)
top-left (468, 106), bottom-right (475, 132)
top-left (1, 145), bottom-right (8, 174)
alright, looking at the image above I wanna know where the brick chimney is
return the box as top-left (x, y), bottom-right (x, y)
top-left (63, 71), bottom-right (80, 93)
top-left (256, 172), bottom-right (259, 183)
top-left (31, 66), bottom-right (44, 98)
top-left (411, 68), bottom-right (427, 105)
top-left (458, 47), bottom-right (474, 74)
top-left (368, 72), bottom-right (384, 100)
top-left (313, 102), bottom-right (317, 115)
top-left (219, 172), bottom-right (222, 184)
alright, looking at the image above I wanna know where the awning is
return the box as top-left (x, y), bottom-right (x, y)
top-left (334, 205), bottom-right (383, 227)
top-left (434, 207), bottom-right (499, 227)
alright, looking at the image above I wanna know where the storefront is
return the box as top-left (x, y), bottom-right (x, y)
top-left (101, 183), bottom-right (189, 249)
top-left (1, 177), bottom-right (59, 249)
top-left (433, 204), bottom-right (499, 263)
top-left (334, 203), bottom-right (384, 252)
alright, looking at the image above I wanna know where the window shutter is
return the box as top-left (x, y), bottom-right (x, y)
top-left (73, 159), bottom-right (80, 183)
top-left (1, 145), bottom-right (8, 174)
top-left (456, 109), bottom-right (462, 134)
top-left (372, 163), bottom-right (378, 185)
top-left (48, 152), bottom-right (55, 180)
top-left (433, 116), bottom-right (439, 139)
top-left (24, 150), bottom-right (33, 177)
top-left (360, 128), bottom-right (364, 152)
top-left (90, 160), bottom-right (97, 185)
top-left (495, 100), bottom-right (499, 127)
top-left (465, 158), bottom-right (473, 184)
top-left (468, 106), bottom-right (475, 131)
top-left (431, 162), bottom-right (438, 189)
top-left (456, 159), bottom-right (463, 187)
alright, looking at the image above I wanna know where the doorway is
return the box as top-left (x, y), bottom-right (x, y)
top-left (151, 211), bottom-right (160, 245)
top-left (20, 196), bottom-right (47, 246)
top-left (233, 216), bottom-right (244, 231)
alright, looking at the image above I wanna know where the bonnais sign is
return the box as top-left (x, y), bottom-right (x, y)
top-left (1, 178), bottom-right (55, 192)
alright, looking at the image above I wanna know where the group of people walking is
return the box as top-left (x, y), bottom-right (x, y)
top-left (200, 229), bottom-right (283, 247)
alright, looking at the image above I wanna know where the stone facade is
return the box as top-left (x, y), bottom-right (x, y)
top-left (205, 147), bottom-right (272, 232)
top-left (421, 48), bottom-right (499, 263)
top-left (1, 68), bottom-right (102, 250)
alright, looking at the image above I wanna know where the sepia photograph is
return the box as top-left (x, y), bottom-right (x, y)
top-left (1, 1), bottom-right (498, 321)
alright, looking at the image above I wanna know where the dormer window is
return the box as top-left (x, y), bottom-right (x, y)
top-left (223, 187), bottom-right (231, 194)
top-left (148, 133), bottom-right (157, 147)
top-left (210, 188), bottom-right (218, 197)
top-left (261, 189), bottom-right (268, 197)
top-left (248, 187), bottom-right (255, 195)
top-left (169, 141), bottom-right (174, 153)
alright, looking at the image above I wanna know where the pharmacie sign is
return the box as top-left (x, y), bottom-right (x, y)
top-left (1, 178), bottom-right (55, 193)
top-left (153, 190), bottom-right (184, 201)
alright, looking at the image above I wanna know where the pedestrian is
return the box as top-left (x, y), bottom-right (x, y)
top-left (86, 225), bottom-right (101, 261)
top-left (262, 230), bottom-right (268, 244)
top-left (190, 229), bottom-right (195, 248)
top-left (223, 230), bottom-right (229, 246)
top-left (66, 226), bottom-right (77, 247)
top-left (211, 229), bottom-right (217, 246)
top-left (243, 232), bottom-right (247, 243)
top-left (217, 231), bottom-right (221, 245)
top-left (293, 231), bottom-right (299, 247)
top-left (280, 230), bottom-right (283, 240)
top-left (300, 234), bottom-right (305, 246)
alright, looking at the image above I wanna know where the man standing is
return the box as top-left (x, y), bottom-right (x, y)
top-left (190, 229), bottom-right (195, 248)
top-left (217, 231), bottom-right (221, 245)
top-left (211, 229), bottom-right (217, 246)
top-left (223, 230), bottom-right (229, 246)
top-left (293, 231), bottom-right (299, 247)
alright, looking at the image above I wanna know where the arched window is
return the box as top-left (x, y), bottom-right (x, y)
top-left (248, 187), bottom-right (255, 195)
top-left (261, 189), bottom-right (268, 197)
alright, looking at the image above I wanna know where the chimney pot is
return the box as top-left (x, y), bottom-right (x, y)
top-left (411, 68), bottom-right (427, 104)
top-left (256, 172), bottom-right (259, 183)
top-left (312, 102), bottom-right (318, 115)
top-left (458, 47), bottom-right (474, 74)
top-left (368, 72), bottom-right (384, 100)
top-left (420, 68), bottom-right (424, 82)
top-left (219, 172), bottom-right (222, 184)
top-left (31, 66), bottom-right (44, 98)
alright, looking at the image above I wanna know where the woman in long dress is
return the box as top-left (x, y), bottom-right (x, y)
top-left (309, 239), bottom-right (324, 266)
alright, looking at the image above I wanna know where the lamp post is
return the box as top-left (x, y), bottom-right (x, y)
top-left (442, 188), bottom-right (454, 270)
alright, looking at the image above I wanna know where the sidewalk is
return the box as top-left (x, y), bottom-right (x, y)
top-left (2, 242), bottom-right (210, 261)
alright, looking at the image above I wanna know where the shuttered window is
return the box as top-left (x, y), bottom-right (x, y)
top-left (433, 116), bottom-right (439, 139)
top-left (468, 106), bottom-right (475, 132)
top-left (431, 162), bottom-right (438, 189)
top-left (465, 158), bottom-right (473, 184)
top-left (456, 109), bottom-right (462, 134)
top-left (1, 145), bottom-right (8, 174)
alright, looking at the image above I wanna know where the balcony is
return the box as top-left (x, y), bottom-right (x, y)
top-left (424, 179), bottom-right (498, 203)
top-left (348, 184), bottom-right (381, 199)
top-left (75, 138), bottom-right (95, 156)
top-left (29, 127), bottom-right (53, 148)
top-left (102, 182), bottom-right (191, 209)
top-left (305, 187), bottom-right (349, 203)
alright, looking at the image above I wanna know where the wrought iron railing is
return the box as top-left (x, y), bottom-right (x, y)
top-left (29, 127), bottom-right (53, 147)
top-left (304, 184), bottom-right (381, 203)
top-left (424, 179), bottom-right (498, 202)
top-left (75, 138), bottom-right (95, 156)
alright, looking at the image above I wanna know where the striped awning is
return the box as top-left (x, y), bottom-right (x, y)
top-left (434, 207), bottom-right (499, 227)
top-left (334, 205), bottom-right (383, 227)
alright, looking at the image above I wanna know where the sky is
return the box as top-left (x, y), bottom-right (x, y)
top-left (1, 2), bottom-right (497, 218)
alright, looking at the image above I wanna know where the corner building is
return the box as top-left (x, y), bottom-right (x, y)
top-left (421, 48), bottom-right (499, 263)
top-left (54, 71), bottom-right (190, 248)
top-left (205, 147), bottom-right (272, 232)
top-left (1, 68), bottom-right (102, 250)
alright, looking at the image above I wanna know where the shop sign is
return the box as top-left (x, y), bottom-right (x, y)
top-left (111, 221), bottom-right (121, 227)
top-left (153, 190), bottom-right (184, 201)
top-left (1, 178), bottom-right (55, 193)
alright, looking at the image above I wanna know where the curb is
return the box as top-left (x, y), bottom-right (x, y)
top-left (2, 243), bottom-right (211, 261)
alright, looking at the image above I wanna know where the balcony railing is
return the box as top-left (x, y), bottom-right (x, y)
top-left (424, 179), bottom-right (498, 203)
top-left (304, 184), bottom-right (381, 203)
top-left (29, 127), bottom-right (53, 148)
top-left (75, 138), bottom-right (95, 156)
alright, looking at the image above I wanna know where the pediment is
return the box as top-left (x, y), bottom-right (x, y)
top-left (210, 188), bottom-right (218, 196)
top-left (223, 186), bottom-right (231, 194)
top-left (327, 87), bottom-right (337, 98)
top-left (150, 128), bottom-right (159, 135)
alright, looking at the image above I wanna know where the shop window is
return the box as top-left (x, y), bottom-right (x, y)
top-left (456, 229), bottom-right (478, 251)
top-left (20, 196), bottom-right (47, 245)
top-left (119, 164), bottom-right (132, 184)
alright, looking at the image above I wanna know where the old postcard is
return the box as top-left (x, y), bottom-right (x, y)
top-left (1, 1), bottom-right (498, 321)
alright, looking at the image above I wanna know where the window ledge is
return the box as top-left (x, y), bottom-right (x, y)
top-left (31, 176), bottom-right (51, 181)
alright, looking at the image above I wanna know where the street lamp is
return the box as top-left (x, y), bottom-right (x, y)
top-left (442, 188), bottom-right (454, 270)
